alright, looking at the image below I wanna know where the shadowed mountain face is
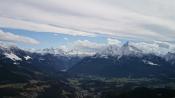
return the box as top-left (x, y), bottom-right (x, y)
top-left (68, 55), bottom-right (175, 78)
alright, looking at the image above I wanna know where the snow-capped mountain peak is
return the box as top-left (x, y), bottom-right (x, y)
top-left (119, 41), bottom-right (142, 56)
top-left (28, 47), bottom-right (93, 57)
top-left (97, 41), bottom-right (143, 58)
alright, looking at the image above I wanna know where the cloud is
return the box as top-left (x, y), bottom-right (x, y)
top-left (0, 30), bottom-right (39, 45)
top-left (0, 0), bottom-right (175, 42)
top-left (58, 38), bottom-right (175, 55)
top-left (130, 42), bottom-right (160, 54)
top-left (130, 41), bottom-right (175, 55)
top-left (59, 40), bottom-right (106, 55)
top-left (67, 40), bottom-right (105, 50)
top-left (72, 40), bottom-right (105, 49)
top-left (107, 38), bottom-right (122, 46)
top-left (59, 39), bottom-right (122, 55)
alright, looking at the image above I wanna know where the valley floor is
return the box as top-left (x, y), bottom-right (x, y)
top-left (1, 75), bottom-right (175, 98)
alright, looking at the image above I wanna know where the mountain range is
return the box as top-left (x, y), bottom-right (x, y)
top-left (69, 42), bottom-right (175, 78)
top-left (0, 45), bottom-right (82, 83)
top-left (1, 42), bottom-right (175, 79)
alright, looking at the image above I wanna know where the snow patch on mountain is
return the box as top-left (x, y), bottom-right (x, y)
top-left (143, 60), bottom-right (159, 66)
top-left (4, 52), bottom-right (22, 61)
top-left (13, 62), bottom-right (20, 65)
top-left (24, 56), bottom-right (31, 60)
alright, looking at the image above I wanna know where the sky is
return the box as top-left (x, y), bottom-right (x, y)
top-left (0, 0), bottom-right (175, 53)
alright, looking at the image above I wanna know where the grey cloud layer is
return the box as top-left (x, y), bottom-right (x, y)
top-left (0, 0), bottom-right (175, 42)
